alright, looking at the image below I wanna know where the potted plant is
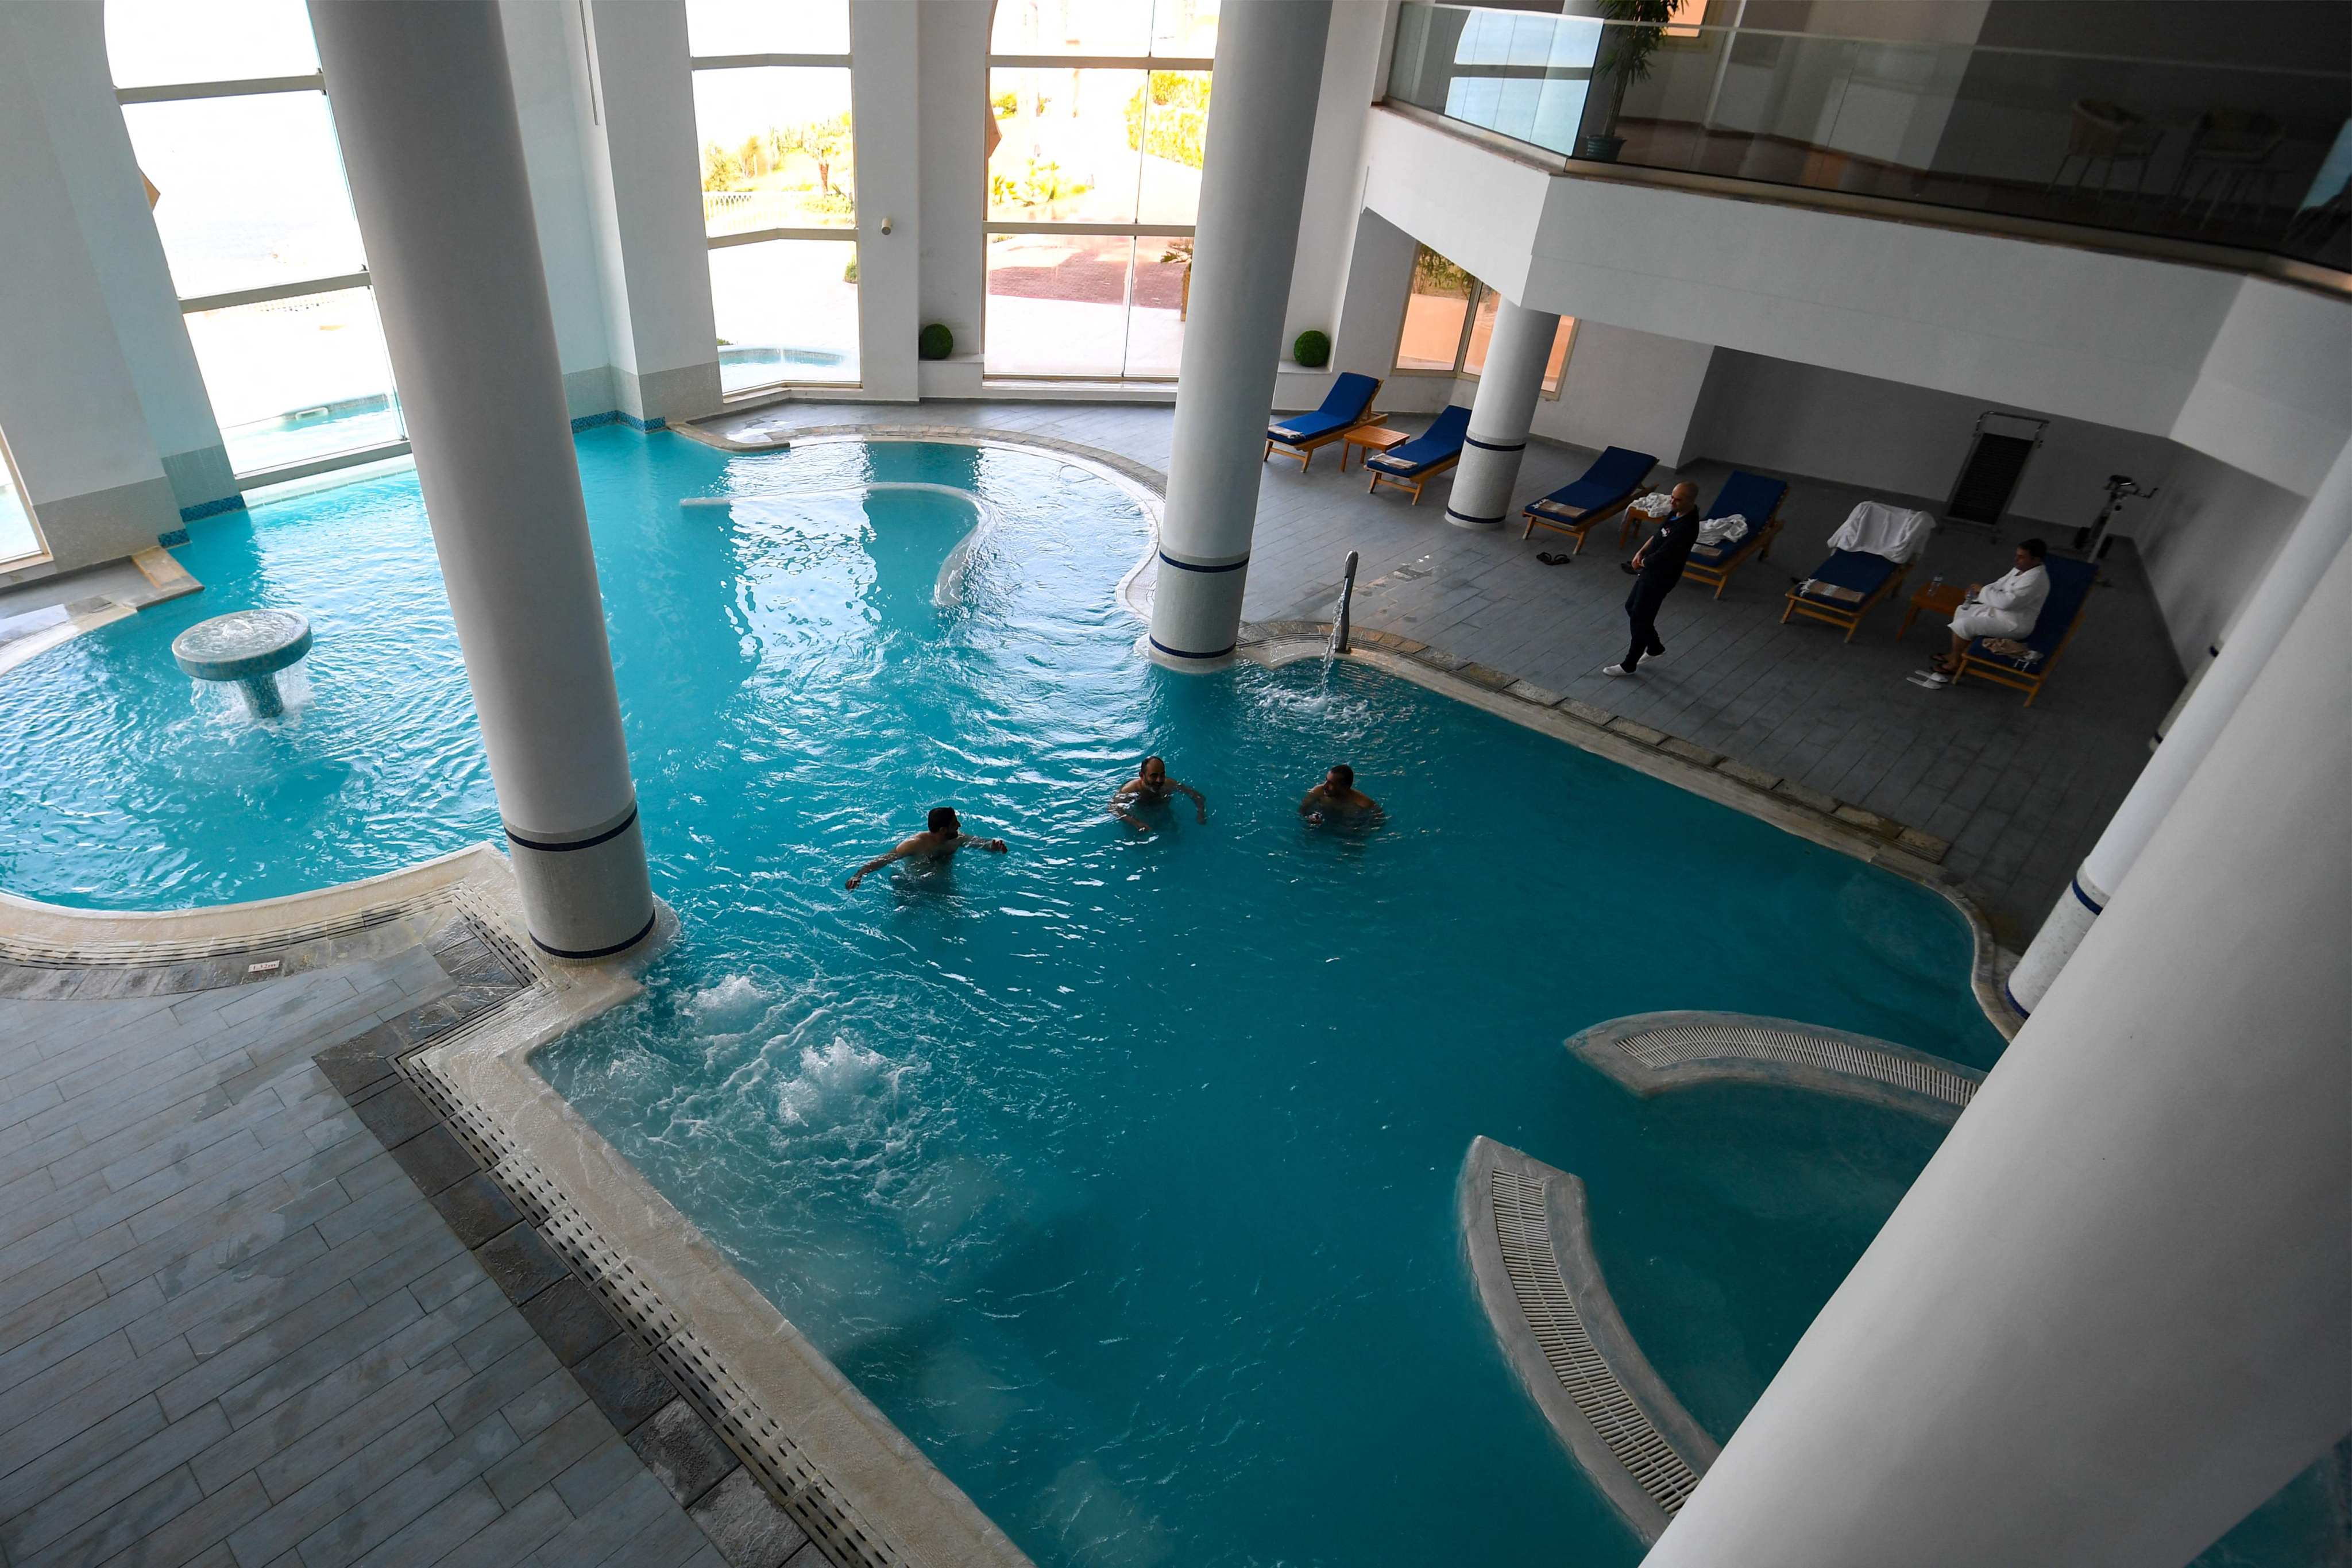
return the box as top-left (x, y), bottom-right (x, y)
top-left (1575, 0), bottom-right (1675, 163)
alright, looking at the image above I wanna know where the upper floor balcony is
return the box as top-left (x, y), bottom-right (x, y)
top-left (1385, 2), bottom-right (2351, 291)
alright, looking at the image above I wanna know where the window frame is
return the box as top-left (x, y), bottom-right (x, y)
top-left (113, 67), bottom-right (410, 487)
top-left (0, 423), bottom-right (51, 571)
top-left (1391, 252), bottom-right (1577, 400)
top-left (980, 48), bottom-right (1215, 383)
top-left (688, 47), bottom-right (862, 399)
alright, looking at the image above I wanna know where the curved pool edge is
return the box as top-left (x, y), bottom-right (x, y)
top-left (1243, 635), bottom-right (2019, 1041)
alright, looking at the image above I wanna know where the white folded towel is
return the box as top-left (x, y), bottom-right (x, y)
top-left (1697, 513), bottom-right (1748, 546)
top-left (1627, 491), bottom-right (1675, 519)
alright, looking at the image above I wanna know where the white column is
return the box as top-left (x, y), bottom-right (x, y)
top-left (1148, 0), bottom-right (1333, 669)
top-left (1644, 541), bottom-right (2352, 1568)
top-left (308, 0), bottom-right (657, 961)
top-left (1444, 298), bottom-right (1558, 530)
top-left (2007, 434), bottom-right (2352, 1012)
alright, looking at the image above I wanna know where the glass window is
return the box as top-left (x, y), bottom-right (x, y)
top-left (0, 426), bottom-right (45, 567)
top-left (121, 94), bottom-right (368, 299)
top-left (983, 11), bottom-right (1208, 380)
top-left (991, 0), bottom-right (1218, 57)
top-left (988, 67), bottom-right (1146, 223)
top-left (985, 233), bottom-right (1132, 378)
top-left (685, 0), bottom-right (851, 57)
top-left (183, 287), bottom-right (405, 474)
top-left (711, 240), bottom-right (860, 392)
top-left (105, 0), bottom-right (318, 89)
top-left (1396, 246), bottom-right (1474, 372)
top-left (693, 68), bottom-right (856, 236)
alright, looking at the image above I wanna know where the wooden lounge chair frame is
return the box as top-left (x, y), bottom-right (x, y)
top-left (1263, 376), bottom-right (1385, 473)
top-left (1955, 599), bottom-right (2091, 706)
top-left (1781, 559), bottom-right (1911, 642)
top-left (1678, 501), bottom-right (1784, 600)
top-left (1522, 494), bottom-right (1646, 555)
top-left (1366, 450), bottom-right (1459, 505)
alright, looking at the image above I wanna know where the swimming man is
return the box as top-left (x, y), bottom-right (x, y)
top-left (1299, 764), bottom-right (1380, 826)
top-left (1109, 755), bottom-right (1206, 828)
top-left (844, 806), bottom-right (1007, 889)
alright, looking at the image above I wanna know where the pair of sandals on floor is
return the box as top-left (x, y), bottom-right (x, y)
top-left (1910, 636), bottom-right (2034, 690)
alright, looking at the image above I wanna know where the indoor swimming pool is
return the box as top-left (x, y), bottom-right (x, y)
top-left (2, 430), bottom-right (2324, 1566)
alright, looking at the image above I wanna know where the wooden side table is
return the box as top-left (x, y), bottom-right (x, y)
top-left (1898, 581), bottom-right (1967, 640)
top-left (1339, 424), bottom-right (1411, 473)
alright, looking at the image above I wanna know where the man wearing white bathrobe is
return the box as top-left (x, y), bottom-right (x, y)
top-left (1918, 538), bottom-right (2050, 687)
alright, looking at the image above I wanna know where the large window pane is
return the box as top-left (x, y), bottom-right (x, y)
top-left (1396, 246), bottom-right (1473, 372)
top-left (988, 68), bottom-right (1145, 223)
top-left (694, 68), bottom-right (855, 237)
top-left (1461, 294), bottom-right (1579, 393)
top-left (183, 288), bottom-right (404, 475)
top-left (1125, 235), bottom-right (1191, 377)
top-left (1133, 71), bottom-right (1209, 225)
top-left (985, 233), bottom-right (1131, 377)
top-left (122, 94), bottom-right (367, 299)
top-left (106, 0), bottom-right (318, 90)
top-left (685, 0), bottom-right (849, 57)
top-left (989, 0), bottom-right (1218, 57)
top-left (992, 0), bottom-right (1153, 57)
top-left (1542, 317), bottom-right (1577, 394)
top-left (710, 240), bottom-right (860, 392)
top-left (0, 431), bottom-right (43, 567)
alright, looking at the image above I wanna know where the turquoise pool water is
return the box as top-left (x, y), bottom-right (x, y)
top-left (5, 429), bottom-right (2324, 1566)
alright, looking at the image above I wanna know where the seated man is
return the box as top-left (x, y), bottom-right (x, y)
top-left (1299, 764), bottom-right (1380, 827)
top-left (1916, 539), bottom-right (2050, 689)
top-left (1109, 755), bottom-right (1206, 829)
top-left (844, 806), bottom-right (1006, 889)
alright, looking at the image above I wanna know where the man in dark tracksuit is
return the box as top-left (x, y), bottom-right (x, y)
top-left (1602, 481), bottom-right (1701, 677)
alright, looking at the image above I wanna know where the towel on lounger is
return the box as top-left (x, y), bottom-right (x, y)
top-left (1828, 501), bottom-right (1936, 563)
top-left (1798, 577), bottom-right (1866, 604)
top-left (1697, 513), bottom-right (1748, 546)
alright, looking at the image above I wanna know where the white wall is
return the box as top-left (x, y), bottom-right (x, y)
top-left (0, 2), bottom-right (177, 570)
top-left (1534, 322), bottom-right (1715, 466)
top-left (13, 0), bottom-right (230, 512)
top-left (2134, 448), bottom-right (2315, 669)
top-left (501, 0), bottom-right (616, 418)
top-left (915, 0), bottom-right (987, 385)
top-left (573, 0), bottom-right (719, 424)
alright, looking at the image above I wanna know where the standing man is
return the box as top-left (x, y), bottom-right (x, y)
top-left (1109, 756), bottom-right (1207, 829)
top-left (1602, 481), bottom-right (1701, 677)
top-left (844, 806), bottom-right (1007, 889)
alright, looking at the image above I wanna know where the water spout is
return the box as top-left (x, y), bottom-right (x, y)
top-left (1327, 550), bottom-right (1360, 658)
top-left (172, 609), bottom-right (313, 723)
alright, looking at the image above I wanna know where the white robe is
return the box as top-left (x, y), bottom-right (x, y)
top-left (1952, 563), bottom-right (2049, 640)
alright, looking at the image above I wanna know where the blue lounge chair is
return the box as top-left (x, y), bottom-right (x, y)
top-left (1956, 556), bottom-right (2096, 705)
top-left (1678, 472), bottom-right (1789, 598)
top-left (1782, 549), bottom-right (1910, 642)
top-left (1264, 373), bottom-right (1382, 472)
top-left (1365, 405), bottom-right (1472, 504)
top-left (1520, 446), bottom-right (1658, 555)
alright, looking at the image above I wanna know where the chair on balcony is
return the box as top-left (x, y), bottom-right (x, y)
top-left (2173, 110), bottom-right (2291, 230)
top-left (1782, 501), bottom-right (1936, 642)
top-left (1677, 472), bottom-right (1788, 598)
top-left (1955, 556), bottom-right (2097, 706)
top-left (2047, 100), bottom-right (2163, 200)
top-left (1264, 373), bottom-right (1382, 471)
top-left (1364, 405), bottom-right (1472, 504)
top-left (1520, 446), bottom-right (1658, 555)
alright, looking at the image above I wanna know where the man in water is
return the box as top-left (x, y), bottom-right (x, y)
top-left (1109, 755), bottom-right (1206, 828)
top-left (1602, 480), bottom-right (1701, 677)
top-left (1299, 764), bottom-right (1379, 826)
top-left (844, 806), bottom-right (1007, 889)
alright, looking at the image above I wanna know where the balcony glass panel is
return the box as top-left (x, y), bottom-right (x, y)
top-left (1387, 3), bottom-right (2352, 273)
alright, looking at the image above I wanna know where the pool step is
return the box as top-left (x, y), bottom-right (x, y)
top-left (1459, 1136), bottom-right (1719, 1545)
top-left (1568, 1010), bottom-right (1983, 1122)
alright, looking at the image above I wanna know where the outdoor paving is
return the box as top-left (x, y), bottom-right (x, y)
top-left (0, 948), bottom-right (825, 1568)
top-left (711, 397), bottom-right (2183, 937)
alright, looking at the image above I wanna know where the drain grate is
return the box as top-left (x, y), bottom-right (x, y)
top-left (1619, 1022), bottom-right (1976, 1109)
top-left (400, 1020), bottom-right (921, 1568)
top-left (1489, 1169), bottom-right (1702, 1515)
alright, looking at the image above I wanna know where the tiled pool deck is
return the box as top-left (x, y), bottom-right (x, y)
top-left (712, 399), bottom-right (2181, 941)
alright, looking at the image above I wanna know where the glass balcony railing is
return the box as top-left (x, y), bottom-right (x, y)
top-left (1386, 3), bottom-right (2352, 276)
